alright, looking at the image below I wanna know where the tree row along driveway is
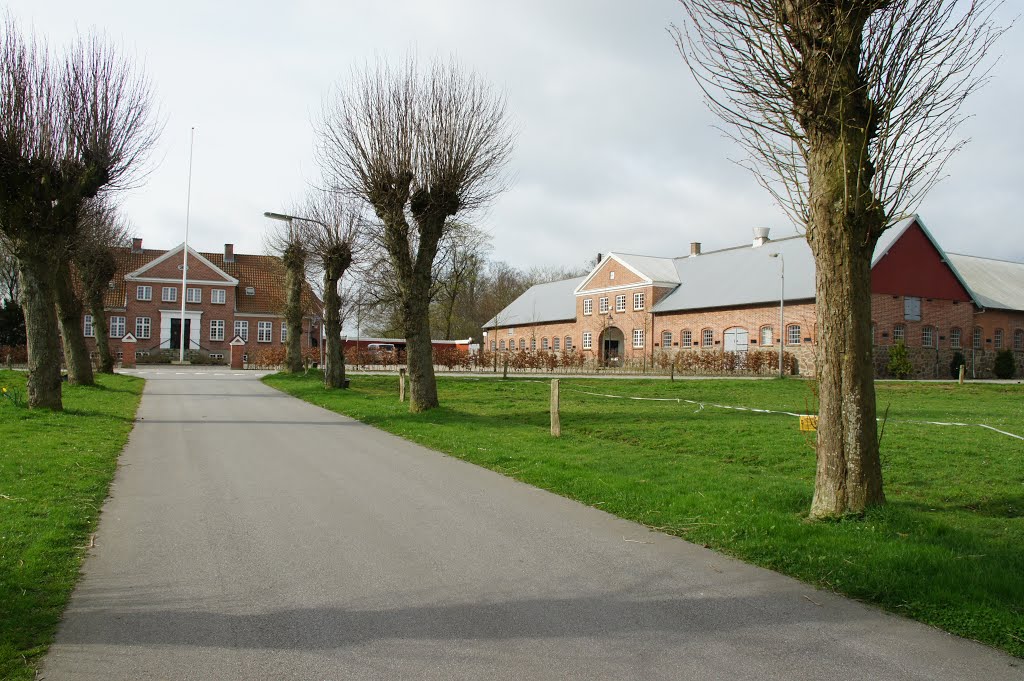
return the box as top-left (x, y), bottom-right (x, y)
top-left (42, 367), bottom-right (1022, 680)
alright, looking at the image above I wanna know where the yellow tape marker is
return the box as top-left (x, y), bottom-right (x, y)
top-left (799, 415), bottom-right (819, 432)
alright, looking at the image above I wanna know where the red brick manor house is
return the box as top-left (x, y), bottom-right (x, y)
top-left (484, 216), bottom-right (1024, 379)
top-left (83, 239), bottom-right (320, 364)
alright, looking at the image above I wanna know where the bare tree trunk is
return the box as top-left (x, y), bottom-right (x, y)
top-left (18, 255), bottom-right (63, 409)
top-left (55, 260), bottom-right (94, 385)
top-left (323, 272), bottom-right (345, 389)
top-left (404, 285), bottom-right (438, 412)
top-left (284, 251), bottom-right (304, 373)
top-left (88, 290), bottom-right (114, 373)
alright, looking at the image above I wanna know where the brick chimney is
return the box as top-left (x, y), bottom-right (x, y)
top-left (752, 227), bottom-right (771, 248)
top-left (131, 237), bottom-right (143, 254)
top-left (224, 243), bottom-right (235, 263)
top-left (690, 242), bottom-right (701, 257)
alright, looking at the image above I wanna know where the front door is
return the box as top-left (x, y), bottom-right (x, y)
top-left (724, 327), bottom-right (749, 353)
top-left (170, 319), bottom-right (192, 350)
top-left (603, 338), bottom-right (620, 363)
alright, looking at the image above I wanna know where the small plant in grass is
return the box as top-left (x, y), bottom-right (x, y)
top-left (949, 351), bottom-right (966, 379)
top-left (1, 384), bottom-right (25, 407)
top-left (887, 342), bottom-right (913, 379)
top-left (993, 349), bottom-right (1016, 379)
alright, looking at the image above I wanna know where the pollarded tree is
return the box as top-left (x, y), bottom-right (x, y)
top-left (0, 19), bottom-right (158, 408)
top-left (296, 191), bottom-right (362, 389)
top-left (265, 220), bottom-right (308, 373)
top-left (318, 57), bottom-right (514, 412)
top-left (672, 1), bottom-right (1004, 517)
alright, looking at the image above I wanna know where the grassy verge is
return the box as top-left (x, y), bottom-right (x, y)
top-left (264, 372), bottom-right (1024, 657)
top-left (0, 370), bottom-right (144, 681)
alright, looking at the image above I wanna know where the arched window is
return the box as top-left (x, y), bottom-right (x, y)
top-left (786, 324), bottom-right (801, 345)
top-left (541, 337), bottom-right (549, 350)
top-left (1014, 329), bottom-right (1023, 352)
top-left (760, 325), bottom-right (773, 346)
top-left (530, 337), bottom-right (536, 351)
top-left (499, 339), bottom-right (505, 350)
top-left (519, 338), bottom-right (526, 351)
top-left (662, 330), bottom-right (672, 347)
top-left (994, 328), bottom-right (1004, 349)
top-left (552, 336), bottom-right (560, 351)
top-left (973, 326), bottom-right (983, 349)
top-left (565, 335), bottom-right (573, 350)
top-left (922, 326), bottom-right (935, 348)
top-left (681, 329), bottom-right (692, 348)
top-left (893, 324), bottom-right (905, 344)
top-left (701, 328), bottom-right (714, 347)
top-left (950, 327), bottom-right (962, 349)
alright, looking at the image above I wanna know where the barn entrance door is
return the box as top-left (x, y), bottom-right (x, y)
top-left (723, 327), bottom-right (749, 353)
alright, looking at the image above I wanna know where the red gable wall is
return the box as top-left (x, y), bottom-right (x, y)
top-left (871, 223), bottom-right (971, 301)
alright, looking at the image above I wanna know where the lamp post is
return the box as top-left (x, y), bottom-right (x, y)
top-left (769, 252), bottom-right (784, 378)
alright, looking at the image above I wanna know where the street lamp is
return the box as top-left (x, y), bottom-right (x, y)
top-left (769, 252), bottom-right (784, 378)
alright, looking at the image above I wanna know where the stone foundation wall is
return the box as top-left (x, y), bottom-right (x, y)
top-left (872, 346), bottom-right (1024, 379)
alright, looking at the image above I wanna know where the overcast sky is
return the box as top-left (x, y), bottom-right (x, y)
top-left (10, 0), bottom-right (1024, 268)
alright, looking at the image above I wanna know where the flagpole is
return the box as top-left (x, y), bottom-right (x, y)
top-left (179, 127), bottom-right (195, 363)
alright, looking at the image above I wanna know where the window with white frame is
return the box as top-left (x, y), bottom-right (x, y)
top-left (973, 326), bottom-right (982, 349)
top-left (552, 336), bottom-right (560, 351)
top-left (615, 294), bottom-right (626, 312)
top-left (1014, 329), bottom-right (1023, 352)
top-left (904, 296), bottom-right (922, 321)
top-left (760, 326), bottom-right (772, 346)
top-left (83, 314), bottom-right (94, 337)
top-left (994, 328), bottom-right (1003, 349)
top-left (564, 335), bottom-right (572, 350)
top-left (662, 330), bottom-right (672, 347)
top-left (634, 292), bottom-right (645, 310)
top-left (499, 339), bottom-right (505, 350)
top-left (136, 285), bottom-right (152, 301)
top-left (211, 288), bottom-right (226, 304)
top-left (702, 328), bottom-right (713, 347)
top-left (109, 316), bottom-right (126, 339)
top-left (281, 323), bottom-right (288, 343)
top-left (186, 287), bottom-right (202, 303)
top-left (490, 340), bottom-right (496, 350)
top-left (234, 320), bottom-right (249, 342)
top-left (541, 337), bottom-right (549, 350)
top-left (135, 316), bottom-right (151, 339)
top-left (787, 324), bottom-right (801, 345)
top-left (950, 327), bottom-right (961, 349)
top-left (530, 337), bottom-right (537, 351)
top-left (633, 329), bottom-right (645, 348)
top-left (519, 338), bottom-right (525, 350)
top-left (583, 298), bottom-right (593, 315)
top-left (681, 329), bottom-right (692, 348)
top-left (893, 324), bottom-right (905, 344)
top-left (162, 286), bottom-right (177, 303)
top-left (257, 321), bottom-right (273, 343)
top-left (599, 297), bottom-right (609, 314)
top-left (922, 326), bottom-right (934, 348)
top-left (210, 319), bottom-right (225, 341)
top-left (582, 331), bottom-right (593, 350)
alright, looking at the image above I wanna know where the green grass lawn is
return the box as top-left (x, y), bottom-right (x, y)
top-left (265, 372), bottom-right (1024, 657)
top-left (0, 370), bottom-right (144, 681)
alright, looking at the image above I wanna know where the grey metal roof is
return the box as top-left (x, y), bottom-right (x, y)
top-left (946, 253), bottom-right (1024, 311)
top-left (608, 252), bottom-right (680, 285)
top-left (483, 276), bottom-right (586, 328)
top-left (652, 236), bottom-right (815, 313)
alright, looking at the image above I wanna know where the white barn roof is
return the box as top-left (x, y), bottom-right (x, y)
top-left (945, 253), bottom-right (1024, 311)
top-left (483, 276), bottom-right (586, 328)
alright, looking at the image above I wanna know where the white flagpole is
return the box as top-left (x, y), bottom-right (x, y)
top-left (179, 127), bottom-right (195, 363)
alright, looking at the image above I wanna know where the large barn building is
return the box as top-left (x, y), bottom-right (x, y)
top-left (484, 216), bottom-right (1024, 379)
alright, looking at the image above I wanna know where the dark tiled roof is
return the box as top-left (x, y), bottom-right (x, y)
top-left (104, 246), bottom-right (321, 315)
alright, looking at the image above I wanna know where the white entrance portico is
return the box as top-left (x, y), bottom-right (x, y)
top-left (160, 310), bottom-right (204, 351)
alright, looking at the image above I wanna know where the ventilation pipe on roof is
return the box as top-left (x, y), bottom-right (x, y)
top-left (131, 237), bottom-right (143, 254)
top-left (224, 243), bottom-right (235, 263)
top-left (596, 253), bottom-right (603, 264)
top-left (690, 242), bottom-right (701, 257)
top-left (752, 227), bottom-right (771, 248)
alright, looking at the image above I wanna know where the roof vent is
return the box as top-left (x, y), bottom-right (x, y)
top-left (245, 286), bottom-right (255, 296)
top-left (690, 242), bottom-right (701, 257)
top-left (753, 227), bottom-right (771, 248)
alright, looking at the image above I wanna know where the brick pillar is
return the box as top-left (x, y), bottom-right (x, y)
top-left (120, 333), bottom-right (137, 369)
top-left (230, 336), bottom-right (245, 370)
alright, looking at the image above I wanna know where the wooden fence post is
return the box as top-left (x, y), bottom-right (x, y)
top-left (550, 379), bottom-right (561, 437)
top-left (399, 368), bottom-right (406, 402)
top-left (958, 364), bottom-right (965, 385)
top-left (670, 361), bottom-right (675, 382)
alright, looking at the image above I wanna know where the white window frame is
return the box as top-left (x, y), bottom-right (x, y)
top-left (702, 328), bottom-right (713, 347)
top-left (211, 288), bottom-right (226, 304)
top-left (633, 291), bottom-right (645, 311)
top-left (161, 286), bottom-right (178, 303)
top-left (632, 329), bottom-right (645, 349)
top-left (541, 337), bottom-right (549, 350)
top-left (109, 316), bottom-right (126, 339)
top-left (787, 324), bottom-right (802, 345)
top-left (83, 314), bottom-right (94, 338)
top-left (552, 336), bottom-right (560, 351)
top-left (210, 320), bottom-right (225, 342)
top-left (893, 324), bottom-right (905, 344)
top-left (281, 323), bottom-right (288, 343)
top-left (973, 327), bottom-right (983, 349)
top-left (186, 287), bottom-right (202, 303)
top-left (135, 316), bottom-right (151, 340)
top-left (519, 338), bottom-right (526, 350)
top-left (530, 337), bottom-right (537, 351)
top-left (760, 326), bottom-right (772, 346)
top-left (257, 321), bottom-right (273, 343)
top-left (662, 330), bottom-right (672, 347)
top-left (234, 320), bottom-right (249, 342)
top-left (1014, 329), bottom-right (1023, 352)
top-left (582, 331), bottom-right (593, 350)
top-left (583, 299), bottom-right (593, 316)
top-left (598, 297), bottom-right (609, 314)
top-left (564, 335), bottom-right (572, 350)
top-left (994, 328), bottom-right (1003, 349)
top-left (499, 339), bottom-right (505, 350)
top-left (950, 327), bottom-right (961, 349)
top-left (922, 326), bottom-right (934, 348)
top-left (615, 294), bottom-right (626, 312)
top-left (136, 285), bottom-right (152, 301)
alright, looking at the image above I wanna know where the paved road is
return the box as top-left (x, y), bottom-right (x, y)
top-left (42, 368), bottom-right (1022, 680)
